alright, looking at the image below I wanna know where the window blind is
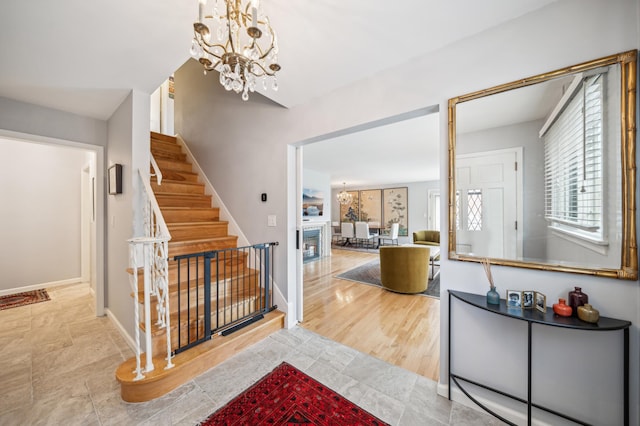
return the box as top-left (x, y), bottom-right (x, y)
top-left (543, 74), bottom-right (604, 235)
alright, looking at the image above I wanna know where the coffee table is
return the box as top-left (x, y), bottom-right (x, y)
top-left (402, 244), bottom-right (440, 279)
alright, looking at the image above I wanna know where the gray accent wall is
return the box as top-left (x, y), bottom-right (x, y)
top-left (106, 90), bottom-right (150, 339)
top-left (0, 97), bottom-right (107, 147)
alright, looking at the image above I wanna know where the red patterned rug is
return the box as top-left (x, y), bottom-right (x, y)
top-left (198, 362), bottom-right (389, 425)
top-left (0, 289), bottom-right (50, 311)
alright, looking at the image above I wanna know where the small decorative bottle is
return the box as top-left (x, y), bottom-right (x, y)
top-left (568, 287), bottom-right (588, 317)
top-left (577, 304), bottom-right (600, 323)
top-left (486, 287), bottom-right (500, 305)
top-left (552, 298), bottom-right (572, 317)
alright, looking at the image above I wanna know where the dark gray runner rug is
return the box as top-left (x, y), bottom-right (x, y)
top-left (336, 259), bottom-right (440, 299)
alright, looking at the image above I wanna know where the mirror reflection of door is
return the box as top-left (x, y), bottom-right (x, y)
top-left (456, 148), bottom-right (523, 258)
top-left (428, 189), bottom-right (440, 230)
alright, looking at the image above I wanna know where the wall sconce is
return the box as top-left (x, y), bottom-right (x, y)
top-left (108, 164), bottom-right (122, 195)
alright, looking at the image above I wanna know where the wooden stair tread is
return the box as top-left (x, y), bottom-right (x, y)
top-left (162, 206), bottom-right (218, 211)
top-left (168, 221), bottom-right (229, 227)
top-left (169, 236), bottom-right (236, 243)
top-left (155, 193), bottom-right (210, 199)
top-left (152, 170), bottom-right (199, 182)
top-left (152, 178), bottom-right (203, 187)
top-left (116, 310), bottom-right (285, 402)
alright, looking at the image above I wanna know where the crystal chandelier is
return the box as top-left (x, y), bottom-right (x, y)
top-left (190, 0), bottom-right (281, 101)
top-left (336, 183), bottom-right (353, 205)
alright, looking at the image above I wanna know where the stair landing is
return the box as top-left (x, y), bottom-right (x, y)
top-left (116, 310), bottom-right (285, 402)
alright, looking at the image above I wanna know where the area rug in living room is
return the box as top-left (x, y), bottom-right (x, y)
top-left (0, 289), bottom-right (50, 311)
top-left (336, 259), bottom-right (440, 299)
top-left (198, 362), bottom-right (389, 425)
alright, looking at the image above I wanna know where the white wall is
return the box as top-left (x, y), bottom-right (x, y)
top-left (174, 1), bottom-right (639, 423)
top-left (0, 138), bottom-right (89, 289)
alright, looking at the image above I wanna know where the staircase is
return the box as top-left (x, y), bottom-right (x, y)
top-left (116, 132), bottom-right (284, 402)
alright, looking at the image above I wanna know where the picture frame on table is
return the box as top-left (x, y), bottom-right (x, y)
top-left (522, 291), bottom-right (534, 309)
top-left (534, 292), bottom-right (547, 313)
top-left (506, 290), bottom-right (522, 308)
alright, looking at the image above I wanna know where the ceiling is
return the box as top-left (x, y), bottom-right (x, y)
top-left (0, 0), bottom-right (557, 121)
top-left (303, 112), bottom-right (440, 187)
top-left (0, 1), bottom-right (558, 188)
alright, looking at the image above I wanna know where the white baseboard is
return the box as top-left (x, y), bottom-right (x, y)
top-left (272, 281), bottom-right (297, 329)
top-left (0, 277), bottom-right (84, 296)
top-left (105, 308), bottom-right (137, 353)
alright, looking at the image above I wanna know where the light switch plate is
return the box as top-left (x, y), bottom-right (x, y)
top-left (267, 215), bottom-right (277, 227)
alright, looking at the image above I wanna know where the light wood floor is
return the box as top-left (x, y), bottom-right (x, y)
top-left (300, 248), bottom-right (440, 381)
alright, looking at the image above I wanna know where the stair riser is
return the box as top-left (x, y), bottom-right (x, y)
top-left (168, 237), bottom-right (239, 257)
top-left (156, 194), bottom-right (212, 208)
top-left (153, 151), bottom-right (187, 162)
top-left (155, 159), bottom-right (193, 173)
top-left (143, 284), bottom-right (262, 322)
top-left (151, 181), bottom-right (205, 195)
top-left (151, 139), bottom-right (182, 154)
top-left (155, 169), bottom-right (199, 183)
top-left (134, 259), bottom-right (251, 291)
top-left (162, 209), bottom-right (220, 222)
top-left (168, 224), bottom-right (229, 240)
top-left (140, 270), bottom-right (260, 299)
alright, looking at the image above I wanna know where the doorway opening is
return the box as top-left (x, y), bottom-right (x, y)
top-left (0, 130), bottom-right (105, 316)
top-left (288, 106), bottom-right (441, 380)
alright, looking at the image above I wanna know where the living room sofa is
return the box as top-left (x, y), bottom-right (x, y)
top-left (412, 230), bottom-right (440, 246)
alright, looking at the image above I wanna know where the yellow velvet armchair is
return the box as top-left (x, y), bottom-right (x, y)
top-left (379, 246), bottom-right (430, 294)
top-left (412, 230), bottom-right (440, 246)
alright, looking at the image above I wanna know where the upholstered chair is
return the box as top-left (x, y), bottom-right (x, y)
top-left (354, 221), bottom-right (377, 248)
top-left (379, 246), bottom-right (430, 294)
top-left (378, 222), bottom-right (399, 246)
top-left (340, 222), bottom-right (355, 245)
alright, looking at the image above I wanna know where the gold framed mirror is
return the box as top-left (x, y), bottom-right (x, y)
top-left (448, 50), bottom-right (637, 279)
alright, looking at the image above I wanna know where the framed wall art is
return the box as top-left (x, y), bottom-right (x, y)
top-left (359, 189), bottom-right (382, 224)
top-left (383, 187), bottom-right (408, 236)
top-left (302, 188), bottom-right (324, 216)
top-left (339, 191), bottom-right (360, 222)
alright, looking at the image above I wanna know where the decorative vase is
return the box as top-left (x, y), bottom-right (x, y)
top-left (486, 287), bottom-right (500, 305)
top-left (577, 304), bottom-right (600, 323)
top-left (568, 287), bottom-right (588, 317)
top-left (552, 298), bottom-right (572, 317)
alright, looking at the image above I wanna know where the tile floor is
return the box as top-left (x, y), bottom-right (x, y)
top-left (0, 283), bottom-right (499, 425)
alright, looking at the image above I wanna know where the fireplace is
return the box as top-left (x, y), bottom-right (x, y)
top-left (303, 228), bottom-right (321, 263)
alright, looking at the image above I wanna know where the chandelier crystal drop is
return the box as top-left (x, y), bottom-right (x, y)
top-left (190, 0), bottom-right (281, 101)
top-left (336, 182), bottom-right (353, 205)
